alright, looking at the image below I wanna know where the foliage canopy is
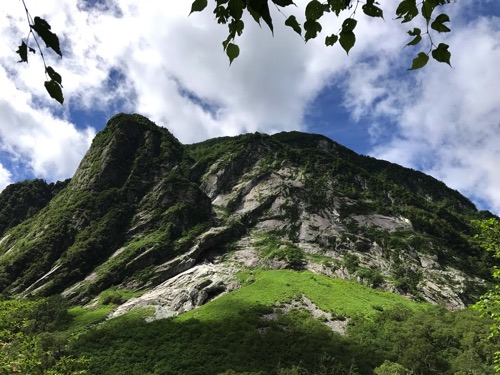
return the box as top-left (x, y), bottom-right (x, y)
top-left (190, 0), bottom-right (454, 68)
top-left (473, 218), bottom-right (500, 373)
top-left (14, 0), bottom-right (455, 103)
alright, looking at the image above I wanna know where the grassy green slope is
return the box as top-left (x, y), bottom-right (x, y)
top-left (178, 270), bottom-right (423, 323)
top-left (71, 270), bottom-right (429, 375)
top-left (1, 270), bottom-right (494, 375)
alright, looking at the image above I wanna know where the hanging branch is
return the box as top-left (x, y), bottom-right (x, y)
top-left (16, 0), bottom-right (64, 104)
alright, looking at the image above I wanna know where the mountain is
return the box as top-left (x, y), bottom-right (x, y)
top-left (0, 113), bottom-right (495, 312)
top-left (0, 178), bottom-right (69, 236)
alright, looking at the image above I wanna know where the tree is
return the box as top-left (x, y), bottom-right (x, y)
top-left (15, 0), bottom-right (64, 104)
top-left (0, 298), bottom-right (89, 374)
top-left (473, 218), bottom-right (500, 373)
top-left (15, 0), bottom-right (454, 104)
top-left (374, 361), bottom-right (413, 375)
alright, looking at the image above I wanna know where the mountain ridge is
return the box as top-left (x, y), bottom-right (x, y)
top-left (0, 113), bottom-right (496, 311)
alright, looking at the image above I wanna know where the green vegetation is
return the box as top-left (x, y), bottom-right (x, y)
top-left (0, 117), bottom-right (498, 373)
top-left (0, 115), bottom-right (213, 300)
top-left (473, 218), bottom-right (500, 372)
top-left (349, 305), bottom-right (497, 374)
top-left (71, 269), bottom-right (497, 374)
top-left (253, 233), bottom-right (304, 268)
top-left (0, 269), bottom-right (496, 374)
top-left (0, 297), bottom-right (89, 374)
top-left (66, 305), bottom-right (114, 334)
top-left (184, 269), bottom-right (421, 323)
top-left (0, 178), bottom-right (68, 237)
top-left (355, 268), bottom-right (385, 288)
top-left (98, 287), bottom-right (144, 306)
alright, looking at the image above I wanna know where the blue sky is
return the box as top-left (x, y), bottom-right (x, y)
top-left (1, 0), bottom-right (500, 214)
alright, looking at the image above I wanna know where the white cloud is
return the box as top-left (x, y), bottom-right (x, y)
top-left (0, 163), bottom-right (12, 191)
top-left (0, 0), bottom-right (499, 216)
top-left (340, 10), bottom-right (500, 213)
top-left (0, 59), bottom-right (96, 181)
top-left (101, 1), bottom-right (354, 142)
top-left (2, 1), bottom-right (346, 139)
top-left (0, 96), bottom-right (96, 181)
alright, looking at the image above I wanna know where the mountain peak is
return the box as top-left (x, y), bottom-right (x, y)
top-left (0, 114), bottom-right (495, 309)
top-left (71, 113), bottom-right (183, 191)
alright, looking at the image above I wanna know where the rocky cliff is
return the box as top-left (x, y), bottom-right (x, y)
top-left (0, 113), bottom-right (495, 312)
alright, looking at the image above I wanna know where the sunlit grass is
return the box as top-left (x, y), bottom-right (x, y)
top-left (178, 269), bottom-right (425, 323)
top-left (67, 305), bottom-right (114, 334)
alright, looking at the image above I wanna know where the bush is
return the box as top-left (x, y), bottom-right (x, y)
top-left (98, 288), bottom-right (140, 306)
top-left (254, 233), bottom-right (304, 267)
top-left (374, 361), bottom-right (413, 375)
top-left (343, 254), bottom-right (360, 273)
top-left (356, 268), bottom-right (385, 288)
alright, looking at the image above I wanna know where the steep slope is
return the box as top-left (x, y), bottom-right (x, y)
top-left (0, 178), bottom-right (68, 237)
top-left (0, 114), bottom-right (212, 301)
top-left (72, 270), bottom-right (495, 375)
top-left (0, 113), bottom-right (495, 310)
top-left (180, 131), bottom-right (493, 309)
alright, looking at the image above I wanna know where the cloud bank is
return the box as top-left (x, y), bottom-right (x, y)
top-left (341, 9), bottom-right (500, 213)
top-left (0, 0), bottom-right (499, 214)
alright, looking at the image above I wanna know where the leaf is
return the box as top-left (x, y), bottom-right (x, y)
top-left (431, 43), bottom-right (451, 65)
top-left (272, 0), bottom-right (295, 6)
top-left (247, 6), bottom-right (261, 24)
top-left (285, 15), bottom-right (302, 36)
top-left (431, 13), bottom-right (451, 33)
top-left (16, 42), bottom-right (36, 63)
top-left (434, 13), bottom-right (450, 24)
top-left (406, 28), bottom-right (422, 46)
top-left (228, 19), bottom-right (245, 36)
top-left (305, 0), bottom-right (324, 21)
top-left (406, 35), bottom-right (421, 46)
top-left (190, 0), bottom-right (208, 14)
top-left (31, 17), bottom-right (62, 57)
top-left (327, 0), bottom-right (351, 16)
top-left (44, 80), bottom-right (64, 104)
top-left (16, 41), bottom-right (28, 63)
top-left (228, 0), bottom-right (245, 20)
top-left (235, 19), bottom-right (245, 35)
top-left (46, 66), bottom-right (62, 86)
top-left (408, 27), bottom-right (421, 36)
top-left (362, 3), bottom-right (384, 18)
top-left (339, 30), bottom-right (355, 54)
top-left (222, 35), bottom-right (232, 50)
top-left (408, 52), bottom-right (429, 70)
top-left (248, 0), bottom-right (274, 33)
top-left (325, 34), bottom-right (338, 46)
top-left (226, 43), bottom-right (240, 64)
top-left (214, 5), bottom-right (230, 23)
top-left (396, 0), bottom-right (418, 23)
top-left (421, 0), bottom-right (437, 22)
top-left (341, 18), bottom-right (357, 32)
top-left (304, 20), bottom-right (322, 41)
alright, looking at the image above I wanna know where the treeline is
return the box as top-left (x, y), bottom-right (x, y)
top-left (0, 296), bottom-right (88, 374)
top-left (0, 295), bottom-right (497, 374)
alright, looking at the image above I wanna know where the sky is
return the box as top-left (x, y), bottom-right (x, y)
top-left (0, 0), bottom-right (499, 214)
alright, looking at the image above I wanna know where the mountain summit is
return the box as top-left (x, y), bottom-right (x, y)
top-left (0, 113), bottom-right (494, 311)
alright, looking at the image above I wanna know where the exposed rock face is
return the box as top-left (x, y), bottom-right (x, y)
top-left (0, 113), bottom-right (495, 310)
top-left (0, 114), bottom-right (212, 300)
top-left (110, 262), bottom-right (240, 320)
